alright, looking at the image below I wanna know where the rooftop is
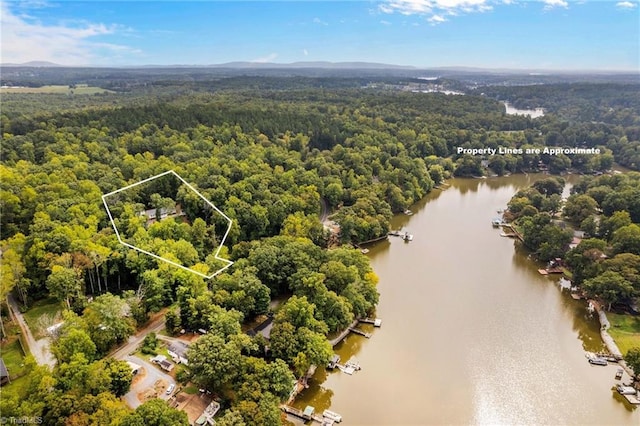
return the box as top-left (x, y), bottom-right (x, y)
top-left (0, 358), bottom-right (9, 377)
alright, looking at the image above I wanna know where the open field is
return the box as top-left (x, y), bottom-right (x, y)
top-left (22, 298), bottom-right (63, 339)
top-left (608, 312), bottom-right (640, 355)
top-left (1, 85), bottom-right (113, 94)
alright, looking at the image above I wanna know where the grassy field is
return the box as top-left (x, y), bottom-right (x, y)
top-left (1, 85), bottom-right (113, 94)
top-left (1, 336), bottom-right (28, 380)
top-left (22, 297), bottom-right (63, 339)
top-left (607, 312), bottom-right (640, 355)
top-left (183, 384), bottom-right (198, 395)
top-left (0, 321), bottom-right (33, 398)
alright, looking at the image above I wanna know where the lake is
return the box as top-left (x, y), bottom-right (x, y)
top-left (293, 174), bottom-right (639, 425)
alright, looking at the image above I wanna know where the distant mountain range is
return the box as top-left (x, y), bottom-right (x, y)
top-left (1, 61), bottom-right (636, 75)
top-left (1, 61), bottom-right (64, 67)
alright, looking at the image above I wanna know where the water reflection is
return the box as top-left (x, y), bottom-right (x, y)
top-left (297, 175), bottom-right (638, 425)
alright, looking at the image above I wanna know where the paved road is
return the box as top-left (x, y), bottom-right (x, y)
top-left (110, 316), bottom-right (166, 360)
top-left (123, 355), bottom-right (176, 409)
top-left (7, 294), bottom-right (56, 367)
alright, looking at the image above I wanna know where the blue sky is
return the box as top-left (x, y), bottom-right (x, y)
top-left (1, 1), bottom-right (638, 70)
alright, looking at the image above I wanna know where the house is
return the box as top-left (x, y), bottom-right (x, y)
top-left (569, 237), bottom-right (582, 250)
top-left (246, 317), bottom-right (273, 341)
top-left (0, 358), bottom-right (10, 385)
top-left (167, 342), bottom-right (190, 365)
top-left (159, 360), bottom-right (174, 372)
top-left (138, 204), bottom-right (186, 225)
top-left (150, 354), bottom-right (167, 364)
top-left (194, 401), bottom-right (220, 425)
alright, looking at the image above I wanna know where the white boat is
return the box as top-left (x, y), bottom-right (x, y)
top-left (345, 358), bottom-right (361, 370)
top-left (617, 385), bottom-right (638, 395)
top-left (404, 209), bottom-right (413, 216)
top-left (323, 410), bottom-right (343, 422)
top-left (587, 354), bottom-right (608, 366)
top-left (338, 365), bottom-right (355, 375)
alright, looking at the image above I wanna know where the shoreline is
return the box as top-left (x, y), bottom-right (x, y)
top-left (590, 299), bottom-right (635, 378)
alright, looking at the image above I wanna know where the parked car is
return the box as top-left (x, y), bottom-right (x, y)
top-left (166, 384), bottom-right (175, 395)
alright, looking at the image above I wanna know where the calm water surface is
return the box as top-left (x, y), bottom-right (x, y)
top-left (294, 175), bottom-right (638, 425)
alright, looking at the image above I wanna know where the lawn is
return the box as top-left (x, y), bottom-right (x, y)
top-left (0, 374), bottom-right (32, 399)
top-left (607, 312), bottom-right (640, 355)
top-left (0, 337), bottom-right (28, 380)
top-left (22, 297), bottom-right (64, 338)
top-left (1, 85), bottom-right (113, 94)
top-left (183, 384), bottom-right (199, 395)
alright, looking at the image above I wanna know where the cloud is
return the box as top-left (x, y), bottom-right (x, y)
top-left (312, 17), bottom-right (329, 26)
top-left (380, 20), bottom-right (393, 25)
top-left (542, 0), bottom-right (568, 9)
top-left (428, 14), bottom-right (447, 24)
top-left (380, 0), bottom-right (492, 20)
top-left (251, 53), bottom-right (278, 63)
top-left (616, 1), bottom-right (637, 9)
top-left (303, 49), bottom-right (308, 56)
top-left (0, 0), bottom-right (138, 65)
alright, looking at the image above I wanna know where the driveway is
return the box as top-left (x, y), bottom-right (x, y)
top-left (122, 355), bottom-right (176, 409)
top-left (7, 294), bottom-right (56, 367)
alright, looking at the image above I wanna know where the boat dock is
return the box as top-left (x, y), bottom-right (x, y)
top-left (388, 230), bottom-right (414, 241)
top-left (538, 267), bottom-right (563, 275)
top-left (500, 224), bottom-right (523, 241)
top-left (329, 318), bottom-right (381, 346)
top-left (327, 354), bottom-right (341, 369)
top-left (281, 405), bottom-right (334, 425)
top-left (333, 358), bottom-right (362, 375)
top-left (622, 393), bottom-right (640, 405)
top-left (359, 318), bottom-right (382, 327)
top-left (349, 327), bottom-right (371, 338)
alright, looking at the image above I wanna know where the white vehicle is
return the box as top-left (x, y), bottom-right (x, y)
top-left (166, 384), bottom-right (175, 395)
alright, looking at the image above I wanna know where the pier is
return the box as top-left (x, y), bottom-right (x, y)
top-left (349, 327), bottom-right (372, 338)
top-left (281, 405), bottom-right (334, 425)
top-left (329, 318), bottom-right (381, 346)
top-left (538, 267), bottom-right (563, 275)
top-left (500, 223), bottom-right (524, 241)
top-left (359, 318), bottom-right (382, 327)
top-left (329, 319), bottom-right (359, 346)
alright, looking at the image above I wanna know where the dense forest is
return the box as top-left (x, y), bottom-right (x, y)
top-left (1, 72), bottom-right (640, 424)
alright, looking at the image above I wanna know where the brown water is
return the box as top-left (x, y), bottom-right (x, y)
top-left (294, 175), bottom-right (639, 425)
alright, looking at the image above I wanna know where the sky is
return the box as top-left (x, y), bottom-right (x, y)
top-left (1, 0), bottom-right (639, 70)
